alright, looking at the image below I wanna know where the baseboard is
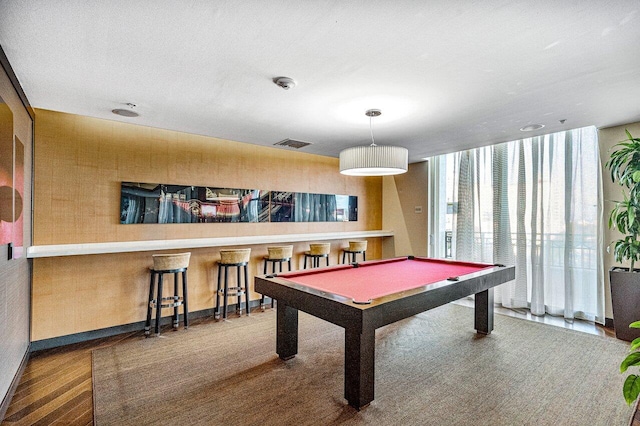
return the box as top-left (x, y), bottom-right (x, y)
top-left (0, 344), bottom-right (30, 422)
top-left (605, 317), bottom-right (614, 329)
top-left (30, 301), bottom-right (265, 352)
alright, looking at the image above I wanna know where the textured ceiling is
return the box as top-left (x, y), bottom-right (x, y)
top-left (1, 1), bottom-right (640, 162)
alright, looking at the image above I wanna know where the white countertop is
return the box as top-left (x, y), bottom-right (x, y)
top-left (26, 230), bottom-right (394, 258)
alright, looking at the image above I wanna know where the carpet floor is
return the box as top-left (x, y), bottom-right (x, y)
top-left (92, 304), bottom-right (633, 425)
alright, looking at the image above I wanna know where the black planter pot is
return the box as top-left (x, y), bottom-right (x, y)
top-left (610, 267), bottom-right (640, 341)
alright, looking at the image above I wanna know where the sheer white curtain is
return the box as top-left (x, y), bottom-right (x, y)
top-left (432, 126), bottom-right (604, 323)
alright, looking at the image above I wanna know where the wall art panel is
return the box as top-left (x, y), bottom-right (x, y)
top-left (121, 182), bottom-right (357, 224)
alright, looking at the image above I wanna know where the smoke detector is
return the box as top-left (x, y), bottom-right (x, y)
top-left (112, 103), bottom-right (139, 117)
top-left (274, 77), bottom-right (296, 90)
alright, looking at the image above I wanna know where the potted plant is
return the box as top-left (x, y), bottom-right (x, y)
top-left (607, 129), bottom-right (640, 341)
top-left (620, 321), bottom-right (640, 405)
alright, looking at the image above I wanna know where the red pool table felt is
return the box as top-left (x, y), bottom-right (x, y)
top-left (276, 257), bottom-right (494, 304)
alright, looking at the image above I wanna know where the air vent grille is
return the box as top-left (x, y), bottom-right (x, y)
top-left (273, 138), bottom-right (312, 149)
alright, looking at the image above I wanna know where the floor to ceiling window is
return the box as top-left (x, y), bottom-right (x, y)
top-left (429, 126), bottom-right (604, 323)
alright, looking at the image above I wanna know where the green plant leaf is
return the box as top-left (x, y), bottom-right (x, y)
top-left (621, 352), bottom-right (640, 373)
top-left (630, 321), bottom-right (640, 329)
top-left (607, 130), bottom-right (640, 266)
top-left (624, 375), bottom-right (640, 405)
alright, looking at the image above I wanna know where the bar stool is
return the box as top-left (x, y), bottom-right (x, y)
top-left (303, 243), bottom-right (331, 269)
top-left (145, 252), bottom-right (191, 337)
top-left (342, 240), bottom-right (367, 264)
top-left (215, 248), bottom-right (251, 319)
top-left (261, 245), bottom-right (293, 309)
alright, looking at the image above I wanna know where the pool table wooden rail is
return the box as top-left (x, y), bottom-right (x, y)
top-left (255, 261), bottom-right (514, 331)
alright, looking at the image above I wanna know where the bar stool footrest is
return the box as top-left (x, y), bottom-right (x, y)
top-left (217, 287), bottom-right (246, 296)
top-left (150, 296), bottom-right (184, 309)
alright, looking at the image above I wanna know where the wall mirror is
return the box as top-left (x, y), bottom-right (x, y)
top-left (12, 136), bottom-right (24, 258)
top-left (0, 96), bottom-right (14, 247)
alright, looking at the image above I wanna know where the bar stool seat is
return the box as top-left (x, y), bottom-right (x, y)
top-left (145, 252), bottom-right (191, 337)
top-left (303, 243), bottom-right (331, 269)
top-left (261, 245), bottom-right (293, 309)
top-left (342, 240), bottom-right (367, 264)
top-left (216, 248), bottom-right (251, 319)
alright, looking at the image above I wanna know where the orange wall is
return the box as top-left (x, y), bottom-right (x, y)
top-left (31, 109), bottom-right (383, 341)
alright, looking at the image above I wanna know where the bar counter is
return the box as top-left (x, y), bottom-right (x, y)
top-left (27, 230), bottom-right (394, 258)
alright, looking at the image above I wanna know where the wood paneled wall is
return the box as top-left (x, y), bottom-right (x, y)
top-left (33, 110), bottom-right (381, 244)
top-left (0, 60), bottom-right (33, 413)
top-left (382, 162), bottom-right (428, 257)
top-left (31, 109), bottom-right (383, 341)
top-left (31, 240), bottom-right (381, 340)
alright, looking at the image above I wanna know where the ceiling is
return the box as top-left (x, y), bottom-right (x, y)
top-left (1, 1), bottom-right (640, 163)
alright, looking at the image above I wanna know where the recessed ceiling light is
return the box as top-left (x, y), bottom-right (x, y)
top-left (520, 124), bottom-right (544, 132)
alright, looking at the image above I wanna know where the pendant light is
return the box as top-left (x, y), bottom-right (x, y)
top-left (339, 109), bottom-right (408, 176)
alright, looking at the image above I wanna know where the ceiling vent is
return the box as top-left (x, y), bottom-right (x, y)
top-left (273, 138), bottom-right (312, 149)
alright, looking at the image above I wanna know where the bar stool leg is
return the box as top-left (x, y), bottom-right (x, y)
top-left (172, 272), bottom-right (179, 329)
top-left (182, 270), bottom-right (189, 329)
top-left (363, 251), bottom-right (366, 261)
top-left (236, 265), bottom-right (242, 314)
top-left (155, 274), bottom-right (164, 335)
top-left (271, 261), bottom-right (281, 308)
top-left (145, 271), bottom-right (155, 337)
top-left (325, 255), bottom-right (329, 267)
top-left (278, 259), bottom-right (291, 305)
top-left (215, 264), bottom-right (222, 319)
top-left (342, 251), bottom-right (346, 264)
top-left (261, 260), bottom-right (268, 309)
top-left (264, 261), bottom-right (275, 308)
top-left (244, 264), bottom-right (250, 315)
top-left (223, 266), bottom-right (229, 319)
top-left (304, 255), bottom-right (308, 269)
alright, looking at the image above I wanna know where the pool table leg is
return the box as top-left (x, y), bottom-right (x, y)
top-left (344, 327), bottom-right (375, 410)
top-left (474, 288), bottom-right (494, 335)
top-left (276, 303), bottom-right (298, 360)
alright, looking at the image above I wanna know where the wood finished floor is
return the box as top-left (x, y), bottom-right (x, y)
top-left (0, 309), bottom-right (629, 426)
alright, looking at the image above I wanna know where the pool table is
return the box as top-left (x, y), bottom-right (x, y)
top-left (254, 256), bottom-right (515, 409)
